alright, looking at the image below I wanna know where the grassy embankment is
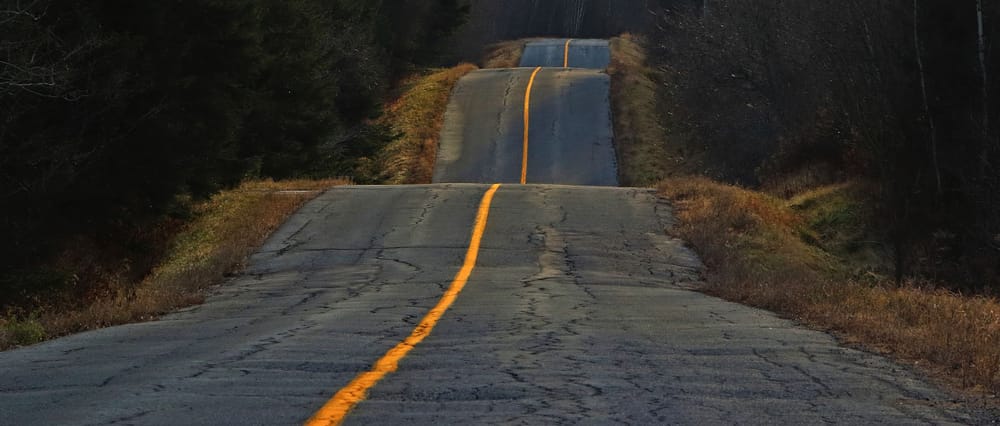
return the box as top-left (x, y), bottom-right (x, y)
top-left (608, 35), bottom-right (677, 186)
top-left (611, 35), bottom-right (1000, 394)
top-left (0, 179), bottom-right (345, 350)
top-left (366, 42), bottom-right (534, 185)
top-left (481, 39), bottom-right (529, 68)
top-left (366, 64), bottom-right (478, 184)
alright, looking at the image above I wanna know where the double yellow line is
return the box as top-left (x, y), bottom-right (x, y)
top-left (305, 184), bottom-right (502, 426)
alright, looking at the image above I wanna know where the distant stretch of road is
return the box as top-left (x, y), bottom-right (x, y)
top-left (433, 68), bottom-right (617, 186)
top-left (434, 38), bottom-right (616, 186)
top-left (0, 38), bottom-right (988, 425)
top-left (520, 38), bottom-right (611, 69)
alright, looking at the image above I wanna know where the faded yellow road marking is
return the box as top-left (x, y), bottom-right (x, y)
top-left (522, 67), bottom-right (542, 185)
top-left (304, 184), bottom-right (502, 426)
top-left (563, 39), bottom-right (573, 68)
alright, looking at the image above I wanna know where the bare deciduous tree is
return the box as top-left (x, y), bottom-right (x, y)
top-left (0, 0), bottom-right (99, 101)
top-left (650, 0), bottom-right (1000, 288)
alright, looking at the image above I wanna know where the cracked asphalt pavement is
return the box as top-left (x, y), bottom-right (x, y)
top-left (0, 185), bottom-right (984, 424)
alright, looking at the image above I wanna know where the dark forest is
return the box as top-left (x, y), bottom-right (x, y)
top-left (648, 0), bottom-right (999, 289)
top-left (0, 0), bottom-right (467, 303)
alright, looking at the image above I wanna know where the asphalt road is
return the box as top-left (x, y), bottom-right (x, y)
top-left (449, 1), bottom-right (651, 61)
top-left (433, 68), bottom-right (618, 186)
top-left (1, 31), bottom-right (992, 425)
top-left (520, 39), bottom-right (611, 69)
top-left (0, 185), bottom-right (979, 425)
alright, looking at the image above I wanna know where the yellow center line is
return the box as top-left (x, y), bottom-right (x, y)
top-left (563, 39), bottom-right (573, 68)
top-left (304, 184), bottom-right (502, 426)
top-left (522, 67), bottom-right (542, 185)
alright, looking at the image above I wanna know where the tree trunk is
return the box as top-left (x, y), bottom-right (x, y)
top-left (913, 0), bottom-right (942, 194)
top-left (977, 0), bottom-right (990, 170)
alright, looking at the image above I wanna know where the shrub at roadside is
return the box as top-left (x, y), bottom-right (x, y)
top-left (661, 177), bottom-right (1000, 394)
top-left (0, 317), bottom-right (46, 348)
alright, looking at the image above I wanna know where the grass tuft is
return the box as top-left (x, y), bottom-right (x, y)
top-left (661, 177), bottom-right (1000, 394)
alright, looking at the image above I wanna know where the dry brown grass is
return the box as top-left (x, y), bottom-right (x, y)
top-left (661, 176), bottom-right (1000, 395)
top-left (481, 40), bottom-right (528, 68)
top-left (374, 64), bottom-right (478, 185)
top-left (0, 179), bottom-right (346, 349)
top-left (609, 34), bottom-right (676, 187)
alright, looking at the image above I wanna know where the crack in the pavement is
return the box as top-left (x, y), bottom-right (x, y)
top-left (412, 190), bottom-right (441, 227)
top-left (101, 410), bottom-right (154, 426)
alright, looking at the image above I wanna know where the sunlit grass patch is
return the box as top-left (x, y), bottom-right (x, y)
top-left (368, 64), bottom-right (478, 185)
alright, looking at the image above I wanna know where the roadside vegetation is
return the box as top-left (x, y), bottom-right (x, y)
top-left (647, 1), bottom-right (999, 289)
top-left (0, 179), bottom-right (346, 350)
top-left (361, 64), bottom-right (479, 184)
top-left (608, 35), bottom-right (676, 187)
top-left (661, 179), bottom-right (1000, 394)
top-left (481, 40), bottom-right (528, 68)
top-left (622, 1), bottom-right (1000, 398)
top-left (364, 37), bottom-right (540, 185)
